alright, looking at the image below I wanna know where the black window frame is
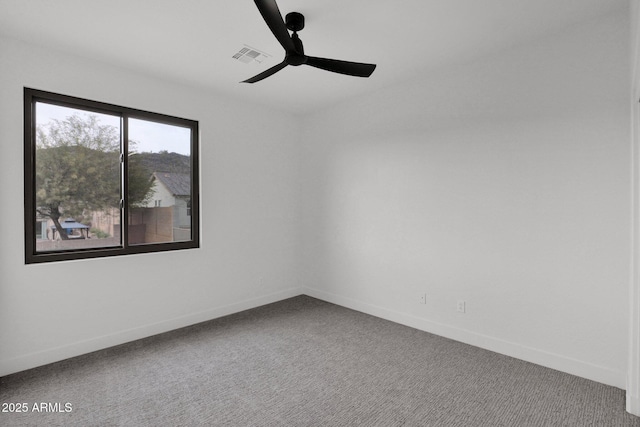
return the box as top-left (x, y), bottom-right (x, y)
top-left (24, 88), bottom-right (200, 264)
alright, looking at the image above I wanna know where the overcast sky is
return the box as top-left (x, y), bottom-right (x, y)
top-left (36, 102), bottom-right (191, 155)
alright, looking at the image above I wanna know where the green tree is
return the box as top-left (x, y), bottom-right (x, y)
top-left (127, 151), bottom-right (154, 208)
top-left (36, 114), bottom-right (152, 240)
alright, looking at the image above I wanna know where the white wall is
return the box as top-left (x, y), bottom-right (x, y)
top-left (300, 12), bottom-right (631, 388)
top-left (0, 37), bottom-right (302, 376)
top-left (628, 0), bottom-right (640, 414)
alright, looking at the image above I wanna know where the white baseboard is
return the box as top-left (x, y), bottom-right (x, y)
top-left (3, 286), bottom-right (627, 392)
top-left (0, 287), bottom-right (303, 377)
top-left (303, 287), bottom-right (626, 389)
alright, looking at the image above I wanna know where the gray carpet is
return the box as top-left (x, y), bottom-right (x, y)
top-left (1, 295), bottom-right (638, 426)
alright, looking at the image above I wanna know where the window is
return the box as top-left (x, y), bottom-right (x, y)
top-left (24, 88), bottom-right (199, 263)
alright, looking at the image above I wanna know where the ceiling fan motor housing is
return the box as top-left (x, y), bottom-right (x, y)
top-left (285, 12), bottom-right (305, 32)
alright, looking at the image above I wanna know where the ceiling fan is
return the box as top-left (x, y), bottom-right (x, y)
top-left (242, 0), bottom-right (377, 83)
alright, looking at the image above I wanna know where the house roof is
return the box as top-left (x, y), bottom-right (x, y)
top-left (153, 172), bottom-right (190, 197)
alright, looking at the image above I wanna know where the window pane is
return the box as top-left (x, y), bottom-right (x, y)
top-left (34, 102), bottom-right (122, 252)
top-left (127, 118), bottom-right (192, 245)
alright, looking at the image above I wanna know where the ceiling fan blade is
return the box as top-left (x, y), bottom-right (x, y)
top-left (305, 56), bottom-right (377, 78)
top-left (253, 0), bottom-right (296, 53)
top-left (241, 61), bottom-right (288, 83)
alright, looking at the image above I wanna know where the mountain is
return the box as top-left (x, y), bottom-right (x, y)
top-left (134, 151), bottom-right (191, 175)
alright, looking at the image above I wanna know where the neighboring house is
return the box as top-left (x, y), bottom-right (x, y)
top-left (147, 172), bottom-right (192, 233)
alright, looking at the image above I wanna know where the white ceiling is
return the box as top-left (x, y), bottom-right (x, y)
top-left (0, 0), bottom-right (628, 114)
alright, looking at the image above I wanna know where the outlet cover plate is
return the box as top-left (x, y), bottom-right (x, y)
top-left (457, 300), bottom-right (466, 313)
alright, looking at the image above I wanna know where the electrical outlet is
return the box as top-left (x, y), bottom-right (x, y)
top-left (457, 300), bottom-right (466, 313)
top-left (420, 293), bottom-right (427, 304)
